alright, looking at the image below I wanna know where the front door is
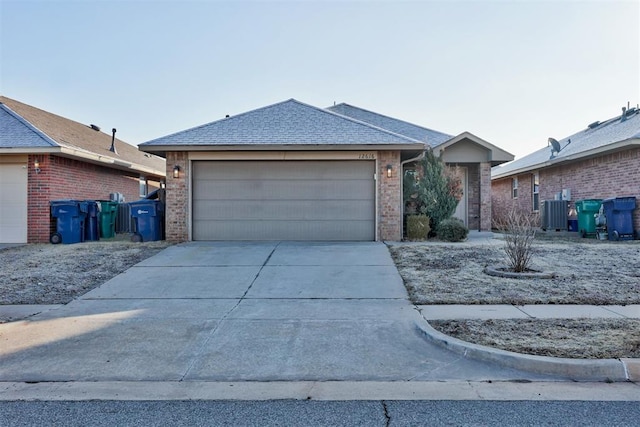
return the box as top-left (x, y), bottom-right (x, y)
top-left (452, 166), bottom-right (468, 227)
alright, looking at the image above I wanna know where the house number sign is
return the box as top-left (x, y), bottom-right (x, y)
top-left (357, 153), bottom-right (376, 159)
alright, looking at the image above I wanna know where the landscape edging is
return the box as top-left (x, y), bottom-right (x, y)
top-left (483, 265), bottom-right (556, 279)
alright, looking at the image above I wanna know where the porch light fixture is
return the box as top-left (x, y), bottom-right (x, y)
top-left (173, 165), bottom-right (181, 179)
top-left (386, 164), bottom-right (393, 178)
top-left (34, 159), bottom-right (41, 174)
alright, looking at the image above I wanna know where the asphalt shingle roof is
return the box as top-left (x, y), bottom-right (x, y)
top-left (492, 108), bottom-right (640, 179)
top-left (0, 96), bottom-right (165, 175)
top-left (0, 103), bottom-right (59, 148)
top-left (327, 103), bottom-right (453, 147)
top-left (140, 99), bottom-right (425, 147)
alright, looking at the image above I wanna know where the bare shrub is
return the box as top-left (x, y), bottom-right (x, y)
top-left (495, 207), bottom-right (537, 272)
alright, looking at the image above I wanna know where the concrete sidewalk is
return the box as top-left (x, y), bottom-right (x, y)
top-left (418, 304), bottom-right (640, 320)
top-left (4, 303), bottom-right (639, 323)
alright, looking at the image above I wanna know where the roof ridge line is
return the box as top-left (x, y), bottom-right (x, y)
top-left (141, 99), bottom-right (302, 145)
top-left (307, 101), bottom-right (425, 144)
top-left (331, 102), bottom-right (453, 138)
top-left (259, 98), bottom-right (426, 144)
top-left (141, 99), bottom-right (426, 146)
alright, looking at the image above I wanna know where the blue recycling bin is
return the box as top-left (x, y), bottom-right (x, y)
top-left (602, 197), bottom-right (636, 241)
top-left (129, 199), bottom-right (164, 242)
top-left (84, 200), bottom-right (100, 241)
top-left (50, 200), bottom-right (88, 244)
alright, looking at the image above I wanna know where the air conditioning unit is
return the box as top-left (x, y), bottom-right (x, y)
top-left (110, 192), bottom-right (125, 203)
top-left (541, 200), bottom-right (568, 230)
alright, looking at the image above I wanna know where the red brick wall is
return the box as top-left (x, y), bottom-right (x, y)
top-left (28, 154), bottom-right (150, 243)
top-left (479, 162), bottom-right (492, 231)
top-left (492, 174), bottom-right (539, 227)
top-left (27, 155), bottom-right (53, 243)
top-left (491, 147), bottom-right (640, 230)
top-left (165, 152), bottom-right (189, 242)
top-left (378, 151), bottom-right (402, 241)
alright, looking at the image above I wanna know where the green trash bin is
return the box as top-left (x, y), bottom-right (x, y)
top-left (575, 199), bottom-right (602, 238)
top-left (98, 200), bottom-right (118, 238)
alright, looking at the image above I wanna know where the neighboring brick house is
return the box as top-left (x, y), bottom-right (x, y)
top-left (0, 96), bottom-right (166, 243)
top-left (139, 99), bottom-right (513, 242)
top-left (491, 105), bottom-right (640, 231)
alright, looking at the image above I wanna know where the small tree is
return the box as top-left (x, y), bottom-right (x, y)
top-left (405, 149), bottom-right (461, 232)
top-left (496, 206), bottom-right (537, 272)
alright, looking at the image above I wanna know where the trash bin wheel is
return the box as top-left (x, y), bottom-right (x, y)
top-left (612, 230), bottom-right (620, 241)
top-left (131, 233), bottom-right (143, 243)
top-left (50, 233), bottom-right (62, 244)
top-left (580, 229), bottom-right (586, 238)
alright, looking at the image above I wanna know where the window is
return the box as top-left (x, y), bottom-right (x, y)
top-left (532, 172), bottom-right (540, 211)
top-left (512, 177), bottom-right (518, 199)
top-left (139, 177), bottom-right (148, 198)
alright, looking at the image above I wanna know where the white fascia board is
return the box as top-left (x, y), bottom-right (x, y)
top-left (58, 147), bottom-right (165, 178)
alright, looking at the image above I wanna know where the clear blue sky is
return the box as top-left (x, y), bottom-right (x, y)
top-left (1, 0), bottom-right (638, 159)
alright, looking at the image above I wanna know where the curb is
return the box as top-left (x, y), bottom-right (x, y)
top-left (415, 321), bottom-right (635, 382)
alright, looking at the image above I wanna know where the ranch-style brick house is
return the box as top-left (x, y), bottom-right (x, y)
top-left (491, 105), bottom-right (640, 231)
top-left (0, 96), bottom-right (166, 243)
top-left (139, 99), bottom-right (513, 242)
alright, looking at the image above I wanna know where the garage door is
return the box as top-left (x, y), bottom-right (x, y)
top-left (0, 163), bottom-right (28, 243)
top-left (192, 160), bottom-right (375, 241)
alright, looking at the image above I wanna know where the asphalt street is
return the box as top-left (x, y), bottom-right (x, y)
top-left (2, 400), bottom-right (639, 426)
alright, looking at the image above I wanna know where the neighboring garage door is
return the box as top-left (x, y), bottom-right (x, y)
top-left (192, 160), bottom-right (375, 241)
top-left (0, 163), bottom-right (28, 243)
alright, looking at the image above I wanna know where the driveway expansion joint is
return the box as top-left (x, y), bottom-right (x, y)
top-left (179, 242), bottom-right (281, 381)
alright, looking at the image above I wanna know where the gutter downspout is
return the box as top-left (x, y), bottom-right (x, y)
top-left (400, 150), bottom-right (426, 238)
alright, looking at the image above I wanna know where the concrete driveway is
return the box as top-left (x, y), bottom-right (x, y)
top-left (0, 242), bottom-right (553, 382)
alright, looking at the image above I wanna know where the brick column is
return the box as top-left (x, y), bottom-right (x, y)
top-left (165, 152), bottom-right (189, 242)
top-left (378, 151), bottom-right (402, 241)
top-left (27, 154), bottom-right (52, 243)
top-left (479, 161), bottom-right (492, 231)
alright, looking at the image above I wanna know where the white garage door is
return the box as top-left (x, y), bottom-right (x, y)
top-left (0, 163), bottom-right (28, 243)
top-left (192, 160), bottom-right (375, 241)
